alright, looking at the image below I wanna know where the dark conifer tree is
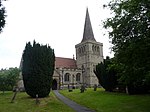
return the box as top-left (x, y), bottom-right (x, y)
top-left (22, 41), bottom-right (55, 98)
top-left (94, 57), bottom-right (117, 92)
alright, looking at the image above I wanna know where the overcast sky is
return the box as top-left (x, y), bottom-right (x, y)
top-left (0, 0), bottom-right (113, 69)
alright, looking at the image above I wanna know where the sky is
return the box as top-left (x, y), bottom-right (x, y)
top-left (0, 0), bottom-right (113, 69)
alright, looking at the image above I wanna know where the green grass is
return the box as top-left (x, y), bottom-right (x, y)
top-left (0, 91), bottom-right (75, 112)
top-left (60, 88), bottom-right (150, 112)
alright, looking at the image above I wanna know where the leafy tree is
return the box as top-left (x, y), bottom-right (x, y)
top-left (22, 41), bottom-right (55, 98)
top-left (6, 68), bottom-right (20, 89)
top-left (0, 68), bottom-right (20, 92)
top-left (104, 0), bottom-right (150, 94)
top-left (0, 71), bottom-right (7, 92)
top-left (94, 57), bottom-right (117, 92)
top-left (0, 0), bottom-right (6, 33)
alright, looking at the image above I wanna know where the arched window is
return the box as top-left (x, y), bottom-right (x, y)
top-left (79, 48), bottom-right (81, 53)
top-left (94, 46), bottom-right (96, 51)
top-left (97, 46), bottom-right (99, 52)
top-left (64, 73), bottom-right (70, 81)
top-left (92, 45), bottom-right (94, 51)
top-left (76, 73), bottom-right (81, 81)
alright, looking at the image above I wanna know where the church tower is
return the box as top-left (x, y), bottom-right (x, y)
top-left (75, 8), bottom-right (103, 86)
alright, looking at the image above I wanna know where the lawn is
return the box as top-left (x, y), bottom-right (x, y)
top-left (60, 88), bottom-right (150, 112)
top-left (0, 91), bottom-right (74, 112)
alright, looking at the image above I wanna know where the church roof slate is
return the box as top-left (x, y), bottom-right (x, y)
top-left (81, 8), bottom-right (96, 42)
top-left (55, 57), bottom-right (77, 69)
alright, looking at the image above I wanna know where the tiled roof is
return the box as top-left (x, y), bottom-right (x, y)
top-left (55, 57), bottom-right (77, 69)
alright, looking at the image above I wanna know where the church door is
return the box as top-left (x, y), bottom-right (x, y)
top-left (52, 79), bottom-right (57, 90)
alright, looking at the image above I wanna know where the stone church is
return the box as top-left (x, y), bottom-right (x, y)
top-left (52, 8), bottom-right (103, 90)
top-left (18, 8), bottom-right (103, 90)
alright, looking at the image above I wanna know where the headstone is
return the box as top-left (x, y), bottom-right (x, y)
top-left (94, 84), bottom-right (97, 91)
top-left (36, 94), bottom-right (40, 104)
top-left (68, 89), bottom-right (73, 92)
top-left (72, 86), bottom-right (75, 89)
top-left (80, 85), bottom-right (85, 93)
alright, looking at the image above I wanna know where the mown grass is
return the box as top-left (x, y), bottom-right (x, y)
top-left (0, 91), bottom-right (74, 112)
top-left (60, 88), bottom-right (150, 112)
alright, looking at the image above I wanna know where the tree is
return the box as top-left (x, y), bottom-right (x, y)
top-left (0, 71), bottom-right (7, 93)
top-left (94, 57), bottom-right (117, 92)
top-left (0, 68), bottom-right (20, 92)
top-left (6, 68), bottom-right (20, 89)
top-left (0, 0), bottom-right (6, 33)
top-left (22, 41), bottom-right (55, 98)
top-left (104, 0), bottom-right (150, 94)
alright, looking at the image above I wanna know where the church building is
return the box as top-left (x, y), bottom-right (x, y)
top-left (18, 8), bottom-right (103, 90)
top-left (52, 8), bottom-right (103, 90)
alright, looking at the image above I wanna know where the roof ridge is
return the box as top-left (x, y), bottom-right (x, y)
top-left (56, 57), bottom-right (75, 60)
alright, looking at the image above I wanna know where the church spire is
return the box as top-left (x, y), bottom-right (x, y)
top-left (81, 8), bottom-right (96, 42)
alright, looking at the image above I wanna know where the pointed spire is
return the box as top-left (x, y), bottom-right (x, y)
top-left (81, 8), bottom-right (96, 42)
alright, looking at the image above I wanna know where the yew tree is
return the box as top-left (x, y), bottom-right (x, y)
top-left (22, 41), bottom-right (55, 98)
top-left (94, 57), bottom-right (117, 92)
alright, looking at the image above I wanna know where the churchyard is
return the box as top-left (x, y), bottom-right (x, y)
top-left (0, 91), bottom-right (74, 112)
top-left (0, 88), bottom-right (150, 112)
top-left (60, 88), bottom-right (150, 112)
